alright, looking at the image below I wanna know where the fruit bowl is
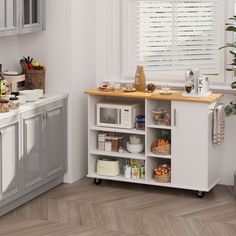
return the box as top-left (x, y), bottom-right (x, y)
top-left (126, 142), bottom-right (144, 154)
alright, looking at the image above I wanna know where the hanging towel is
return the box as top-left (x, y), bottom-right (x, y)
top-left (213, 104), bottom-right (225, 145)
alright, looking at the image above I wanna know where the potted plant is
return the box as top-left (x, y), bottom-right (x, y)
top-left (219, 15), bottom-right (236, 116)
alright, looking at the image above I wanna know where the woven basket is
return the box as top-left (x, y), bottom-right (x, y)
top-left (20, 61), bottom-right (46, 93)
top-left (154, 173), bottom-right (171, 183)
top-left (152, 144), bottom-right (171, 155)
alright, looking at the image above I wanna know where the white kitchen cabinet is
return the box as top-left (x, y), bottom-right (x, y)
top-left (0, 0), bottom-right (45, 37)
top-left (20, 0), bottom-right (45, 34)
top-left (45, 100), bottom-right (66, 181)
top-left (171, 101), bottom-right (220, 192)
top-left (22, 106), bottom-right (44, 192)
top-left (85, 90), bottom-right (223, 197)
top-left (0, 116), bottom-right (20, 204)
top-left (0, 0), bottom-right (19, 37)
top-left (0, 94), bottom-right (67, 216)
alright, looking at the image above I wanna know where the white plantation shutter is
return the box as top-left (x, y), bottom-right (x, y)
top-left (123, 0), bottom-right (223, 80)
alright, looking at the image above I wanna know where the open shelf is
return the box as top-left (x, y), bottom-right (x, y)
top-left (87, 173), bottom-right (146, 184)
top-left (90, 126), bottom-right (145, 135)
top-left (148, 152), bottom-right (171, 159)
top-left (90, 149), bottom-right (146, 160)
top-left (147, 125), bottom-right (171, 130)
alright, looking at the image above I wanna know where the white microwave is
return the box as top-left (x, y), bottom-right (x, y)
top-left (97, 101), bottom-right (142, 129)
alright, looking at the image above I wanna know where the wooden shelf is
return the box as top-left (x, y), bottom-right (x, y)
top-left (90, 150), bottom-right (146, 160)
top-left (148, 153), bottom-right (171, 159)
top-left (90, 126), bottom-right (145, 135)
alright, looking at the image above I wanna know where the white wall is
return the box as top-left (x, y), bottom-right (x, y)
top-left (0, 0), bottom-right (96, 184)
top-left (69, 0), bottom-right (96, 181)
top-left (0, 36), bottom-right (20, 71)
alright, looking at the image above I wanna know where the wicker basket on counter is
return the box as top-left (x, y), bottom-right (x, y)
top-left (20, 61), bottom-right (46, 93)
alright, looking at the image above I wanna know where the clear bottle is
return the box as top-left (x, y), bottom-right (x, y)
top-left (185, 69), bottom-right (194, 94)
top-left (0, 64), bottom-right (6, 96)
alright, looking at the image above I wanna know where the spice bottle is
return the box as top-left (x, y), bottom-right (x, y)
top-left (9, 97), bottom-right (20, 110)
top-left (0, 99), bottom-right (10, 113)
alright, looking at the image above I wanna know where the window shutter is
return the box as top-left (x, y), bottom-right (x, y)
top-left (125, 0), bottom-right (221, 77)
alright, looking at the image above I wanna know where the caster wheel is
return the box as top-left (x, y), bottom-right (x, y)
top-left (196, 191), bottom-right (205, 198)
top-left (94, 178), bottom-right (102, 186)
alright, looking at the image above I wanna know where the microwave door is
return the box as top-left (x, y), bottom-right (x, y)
top-left (100, 107), bottom-right (121, 126)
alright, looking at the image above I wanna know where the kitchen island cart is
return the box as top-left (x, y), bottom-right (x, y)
top-left (85, 89), bottom-right (223, 197)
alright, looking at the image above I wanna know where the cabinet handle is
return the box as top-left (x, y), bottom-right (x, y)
top-left (174, 109), bottom-right (177, 126)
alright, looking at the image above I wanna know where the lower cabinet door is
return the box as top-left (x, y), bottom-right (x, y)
top-left (45, 99), bottom-right (66, 181)
top-left (172, 101), bottom-right (209, 191)
top-left (22, 107), bottom-right (45, 191)
top-left (0, 116), bottom-right (20, 203)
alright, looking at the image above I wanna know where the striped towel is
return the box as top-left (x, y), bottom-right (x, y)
top-left (213, 104), bottom-right (225, 145)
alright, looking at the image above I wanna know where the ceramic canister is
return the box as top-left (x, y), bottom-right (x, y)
top-left (198, 76), bottom-right (209, 94)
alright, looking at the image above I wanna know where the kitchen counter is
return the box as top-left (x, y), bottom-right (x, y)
top-left (0, 93), bottom-right (68, 121)
top-left (0, 92), bottom-right (68, 216)
top-left (85, 89), bottom-right (223, 104)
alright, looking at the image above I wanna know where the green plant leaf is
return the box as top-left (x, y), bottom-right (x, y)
top-left (219, 43), bottom-right (236, 50)
top-left (226, 26), bottom-right (236, 32)
top-left (226, 68), bottom-right (234, 71)
top-left (232, 81), bottom-right (236, 89)
top-left (225, 105), bottom-right (233, 117)
top-left (230, 50), bottom-right (236, 56)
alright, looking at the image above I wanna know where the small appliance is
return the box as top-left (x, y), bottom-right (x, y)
top-left (97, 101), bottom-right (143, 129)
top-left (4, 72), bottom-right (25, 92)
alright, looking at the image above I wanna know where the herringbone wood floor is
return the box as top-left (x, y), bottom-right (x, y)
top-left (0, 178), bottom-right (235, 236)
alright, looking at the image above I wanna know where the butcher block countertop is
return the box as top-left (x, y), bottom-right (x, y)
top-left (85, 89), bottom-right (223, 104)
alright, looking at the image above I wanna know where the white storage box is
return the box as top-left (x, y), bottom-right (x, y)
top-left (97, 159), bottom-right (120, 177)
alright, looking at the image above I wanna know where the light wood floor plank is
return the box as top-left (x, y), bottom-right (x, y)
top-left (0, 178), bottom-right (235, 236)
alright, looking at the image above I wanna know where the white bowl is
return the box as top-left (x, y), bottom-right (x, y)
top-left (19, 90), bottom-right (40, 102)
top-left (35, 89), bottom-right (44, 98)
top-left (126, 142), bottom-right (144, 154)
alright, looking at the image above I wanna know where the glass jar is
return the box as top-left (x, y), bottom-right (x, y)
top-left (163, 112), bottom-right (171, 126)
top-left (9, 97), bottom-right (20, 110)
top-left (0, 99), bottom-right (10, 113)
top-left (152, 109), bottom-right (166, 124)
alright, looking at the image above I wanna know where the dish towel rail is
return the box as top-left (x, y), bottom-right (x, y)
top-left (212, 104), bottom-right (225, 145)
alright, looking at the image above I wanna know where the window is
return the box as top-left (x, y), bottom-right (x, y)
top-left (121, 0), bottom-right (225, 82)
